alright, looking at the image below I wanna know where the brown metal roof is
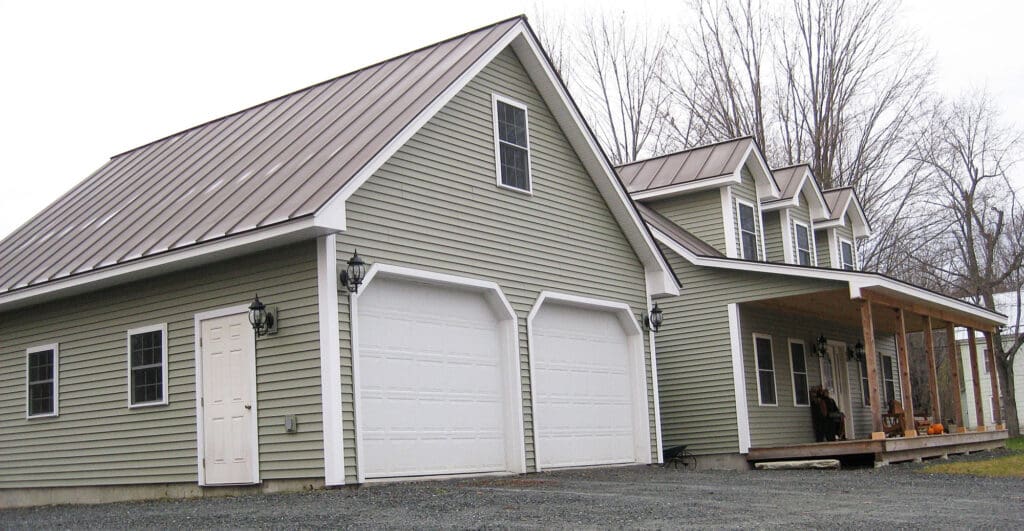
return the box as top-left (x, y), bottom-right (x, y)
top-left (770, 164), bottom-right (809, 200)
top-left (634, 203), bottom-right (724, 258)
top-left (822, 188), bottom-right (853, 222)
top-left (616, 137), bottom-right (753, 194)
top-left (0, 17), bottom-right (522, 294)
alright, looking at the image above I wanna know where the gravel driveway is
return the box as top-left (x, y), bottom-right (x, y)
top-left (3, 451), bottom-right (1023, 529)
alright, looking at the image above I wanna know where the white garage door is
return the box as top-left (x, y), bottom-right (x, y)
top-left (356, 276), bottom-right (512, 478)
top-left (532, 302), bottom-right (643, 469)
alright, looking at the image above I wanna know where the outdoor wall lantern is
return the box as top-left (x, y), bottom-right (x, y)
top-left (813, 335), bottom-right (829, 357)
top-left (847, 341), bottom-right (866, 362)
top-left (339, 249), bottom-right (367, 293)
top-left (248, 294), bottom-right (277, 337)
top-left (644, 303), bottom-right (664, 332)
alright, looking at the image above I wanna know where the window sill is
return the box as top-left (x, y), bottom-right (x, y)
top-left (129, 400), bottom-right (169, 409)
top-left (497, 183), bottom-right (533, 196)
top-left (26, 412), bottom-right (58, 420)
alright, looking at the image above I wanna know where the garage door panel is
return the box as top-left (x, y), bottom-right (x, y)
top-left (357, 277), bottom-right (512, 479)
top-left (533, 301), bottom-right (642, 469)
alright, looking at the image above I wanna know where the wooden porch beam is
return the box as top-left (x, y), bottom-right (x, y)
top-left (966, 327), bottom-right (986, 429)
top-left (923, 315), bottom-right (941, 423)
top-left (860, 300), bottom-right (884, 437)
top-left (861, 290), bottom-right (998, 333)
top-left (984, 331), bottom-right (1003, 426)
top-left (895, 308), bottom-right (917, 436)
top-left (946, 323), bottom-right (965, 431)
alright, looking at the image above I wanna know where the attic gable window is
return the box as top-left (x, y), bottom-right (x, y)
top-left (492, 95), bottom-right (532, 193)
top-left (794, 223), bottom-right (812, 265)
top-left (737, 201), bottom-right (758, 261)
top-left (26, 344), bottom-right (59, 418)
top-left (840, 239), bottom-right (856, 270)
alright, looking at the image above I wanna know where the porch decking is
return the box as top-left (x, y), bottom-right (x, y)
top-left (747, 430), bottom-right (1008, 466)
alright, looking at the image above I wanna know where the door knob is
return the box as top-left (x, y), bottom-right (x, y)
top-left (245, 404), bottom-right (252, 410)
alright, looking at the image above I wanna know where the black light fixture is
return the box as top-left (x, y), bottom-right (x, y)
top-left (813, 335), bottom-right (829, 358)
top-left (340, 249), bottom-right (367, 293)
top-left (847, 341), bottom-right (866, 362)
top-left (644, 303), bottom-right (664, 332)
top-left (248, 294), bottom-right (277, 337)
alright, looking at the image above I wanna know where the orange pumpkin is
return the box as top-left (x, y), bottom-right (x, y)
top-left (927, 423), bottom-right (945, 435)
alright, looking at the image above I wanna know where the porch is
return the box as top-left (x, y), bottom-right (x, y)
top-left (747, 430), bottom-right (1008, 466)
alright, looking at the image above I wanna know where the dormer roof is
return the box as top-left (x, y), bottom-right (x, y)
top-left (819, 187), bottom-right (872, 237)
top-left (617, 137), bottom-right (781, 201)
top-left (761, 164), bottom-right (829, 219)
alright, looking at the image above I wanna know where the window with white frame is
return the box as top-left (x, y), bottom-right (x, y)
top-left (754, 334), bottom-right (777, 405)
top-left (789, 340), bottom-right (809, 406)
top-left (840, 239), bottom-right (856, 270)
top-left (859, 356), bottom-right (870, 406)
top-left (794, 222), bottom-right (812, 265)
top-left (738, 202), bottom-right (758, 261)
top-left (128, 324), bottom-right (168, 407)
top-left (492, 96), bottom-right (531, 192)
top-left (881, 354), bottom-right (896, 403)
top-left (27, 344), bottom-right (59, 418)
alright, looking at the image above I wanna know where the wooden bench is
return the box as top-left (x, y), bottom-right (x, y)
top-left (883, 400), bottom-right (906, 437)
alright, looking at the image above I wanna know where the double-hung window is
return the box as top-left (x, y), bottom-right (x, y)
top-left (128, 324), bottom-right (168, 407)
top-left (840, 240), bottom-right (856, 270)
top-left (754, 334), bottom-right (777, 405)
top-left (27, 344), bottom-right (59, 418)
top-left (881, 354), bottom-right (896, 403)
top-left (789, 340), bottom-right (809, 406)
top-left (794, 223), bottom-right (812, 265)
top-left (737, 202), bottom-right (758, 260)
top-left (493, 96), bottom-right (531, 192)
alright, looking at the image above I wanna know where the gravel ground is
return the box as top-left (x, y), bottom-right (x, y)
top-left (3, 450), bottom-right (1023, 529)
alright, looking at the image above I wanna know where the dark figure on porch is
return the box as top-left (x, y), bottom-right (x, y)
top-left (811, 386), bottom-right (846, 442)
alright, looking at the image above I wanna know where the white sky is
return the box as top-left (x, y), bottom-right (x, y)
top-left (0, 0), bottom-right (1021, 239)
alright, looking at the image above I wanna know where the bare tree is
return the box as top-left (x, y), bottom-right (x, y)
top-left (908, 91), bottom-right (1024, 435)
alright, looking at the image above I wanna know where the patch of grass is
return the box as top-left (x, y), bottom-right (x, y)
top-left (920, 436), bottom-right (1024, 478)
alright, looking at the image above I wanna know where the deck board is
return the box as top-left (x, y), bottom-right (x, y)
top-left (747, 430), bottom-right (1008, 465)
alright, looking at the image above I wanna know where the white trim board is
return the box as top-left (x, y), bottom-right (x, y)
top-left (727, 304), bottom-right (751, 454)
top-left (349, 263), bottom-right (527, 482)
top-left (526, 291), bottom-right (652, 471)
top-left (316, 234), bottom-right (345, 486)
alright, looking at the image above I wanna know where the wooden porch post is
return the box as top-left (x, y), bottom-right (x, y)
top-left (894, 308), bottom-right (917, 436)
top-left (922, 316), bottom-right (941, 423)
top-left (984, 331), bottom-right (1003, 428)
top-left (966, 327), bottom-right (987, 429)
top-left (860, 301), bottom-right (884, 438)
top-left (946, 324), bottom-right (966, 432)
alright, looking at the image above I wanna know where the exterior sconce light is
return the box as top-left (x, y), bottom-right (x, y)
top-left (644, 303), bottom-right (664, 332)
top-left (813, 335), bottom-right (829, 358)
top-left (339, 249), bottom-right (367, 293)
top-left (248, 294), bottom-right (277, 337)
top-left (847, 341), bottom-right (866, 362)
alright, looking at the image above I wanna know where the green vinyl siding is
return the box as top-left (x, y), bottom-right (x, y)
top-left (731, 168), bottom-right (764, 261)
top-left (815, 229), bottom-right (832, 267)
top-left (336, 47), bottom-right (657, 481)
top-left (646, 190), bottom-right (727, 255)
top-left (762, 211), bottom-right (785, 263)
top-left (654, 248), bottom-right (842, 455)
top-left (0, 242), bottom-right (321, 488)
top-left (740, 305), bottom-right (898, 446)
top-left (787, 195), bottom-right (814, 266)
top-left (835, 217), bottom-right (857, 269)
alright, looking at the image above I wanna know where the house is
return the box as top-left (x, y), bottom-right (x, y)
top-left (957, 291), bottom-right (1023, 429)
top-left (618, 138), bottom-right (1008, 468)
top-left (0, 16), bottom-right (681, 507)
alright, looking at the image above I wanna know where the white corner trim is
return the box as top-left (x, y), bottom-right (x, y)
top-left (125, 323), bottom-right (169, 409)
top-left (755, 197), bottom-right (768, 261)
top-left (350, 263), bottom-right (527, 481)
top-left (647, 303), bottom-right (664, 465)
top-left (721, 187), bottom-right (737, 258)
top-left (780, 210), bottom-right (794, 264)
top-left (727, 304), bottom-right (751, 454)
top-left (317, 234), bottom-right (345, 486)
top-left (491, 93), bottom-right (534, 195)
top-left (526, 291), bottom-right (651, 470)
top-left (25, 343), bottom-right (60, 419)
top-left (193, 305), bottom-right (258, 486)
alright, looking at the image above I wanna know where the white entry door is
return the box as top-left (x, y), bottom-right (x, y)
top-left (200, 312), bottom-right (259, 485)
top-left (356, 277), bottom-right (513, 479)
top-left (531, 301), bottom-right (644, 469)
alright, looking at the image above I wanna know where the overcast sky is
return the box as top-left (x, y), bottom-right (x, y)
top-left (1, 0), bottom-right (1021, 239)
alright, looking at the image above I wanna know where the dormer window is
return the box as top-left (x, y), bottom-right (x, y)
top-left (794, 223), bottom-right (811, 265)
top-left (737, 202), bottom-right (758, 260)
top-left (840, 239), bottom-right (856, 270)
top-left (492, 95), bottom-right (531, 193)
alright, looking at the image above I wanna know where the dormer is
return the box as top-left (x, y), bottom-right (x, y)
top-left (760, 164), bottom-right (829, 266)
top-left (815, 187), bottom-right (871, 270)
top-left (618, 137), bottom-right (780, 260)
